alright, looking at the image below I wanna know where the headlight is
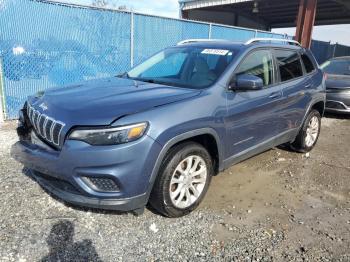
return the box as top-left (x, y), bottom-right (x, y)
top-left (68, 122), bottom-right (148, 145)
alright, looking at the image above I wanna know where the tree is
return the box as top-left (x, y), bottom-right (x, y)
top-left (91, 0), bottom-right (109, 8)
top-left (91, 0), bottom-right (131, 11)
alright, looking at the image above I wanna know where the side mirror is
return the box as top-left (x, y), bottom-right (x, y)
top-left (229, 74), bottom-right (264, 91)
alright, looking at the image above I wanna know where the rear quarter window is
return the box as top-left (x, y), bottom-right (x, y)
top-left (274, 49), bottom-right (304, 82)
top-left (301, 53), bottom-right (315, 73)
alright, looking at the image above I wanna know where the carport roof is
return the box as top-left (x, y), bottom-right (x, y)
top-left (179, 0), bottom-right (350, 28)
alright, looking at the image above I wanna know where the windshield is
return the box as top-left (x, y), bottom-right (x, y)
top-left (320, 59), bottom-right (350, 75)
top-left (126, 46), bottom-right (235, 89)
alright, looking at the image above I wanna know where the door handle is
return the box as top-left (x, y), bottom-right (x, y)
top-left (305, 83), bottom-right (312, 89)
top-left (269, 91), bottom-right (282, 99)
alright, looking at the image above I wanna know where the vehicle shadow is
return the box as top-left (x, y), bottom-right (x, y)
top-left (40, 220), bottom-right (103, 262)
top-left (22, 168), bottom-right (145, 217)
top-left (276, 144), bottom-right (295, 153)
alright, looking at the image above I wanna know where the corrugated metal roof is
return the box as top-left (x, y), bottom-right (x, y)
top-left (180, 0), bottom-right (350, 27)
top-left (180, 0), bottom-right (254, 10)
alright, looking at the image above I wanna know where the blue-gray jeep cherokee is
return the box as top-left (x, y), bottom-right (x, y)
top-left (11, 38), bottom-right (326, 217)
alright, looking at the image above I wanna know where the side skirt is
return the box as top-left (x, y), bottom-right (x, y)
top-left (222, 128), bottom-right (299, 170)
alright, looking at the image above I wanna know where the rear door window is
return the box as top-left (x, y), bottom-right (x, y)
top-left (301, 54), bottom-right (315, 73)
top-left (274, 49), bottom-right (303, 82)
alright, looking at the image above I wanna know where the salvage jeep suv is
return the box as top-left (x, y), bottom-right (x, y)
top-left (11, 38), bottom-right (326, 217)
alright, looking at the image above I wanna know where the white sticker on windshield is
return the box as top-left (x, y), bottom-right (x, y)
top-left (201, 49), bottom-right (230, 56)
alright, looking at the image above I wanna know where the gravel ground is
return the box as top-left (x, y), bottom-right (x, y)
top-left (0, 115), bottom-right (349, 261)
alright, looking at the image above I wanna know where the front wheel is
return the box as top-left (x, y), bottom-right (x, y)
top-left (149, 142), bottom-right (213, 217)
top-left (291, 109), bottom-right (321, 153)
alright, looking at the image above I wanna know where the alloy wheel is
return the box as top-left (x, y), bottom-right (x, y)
top-left (305, 116), bottom-right (320, 147)
top-left (169, 155), bottom-right (207, 209)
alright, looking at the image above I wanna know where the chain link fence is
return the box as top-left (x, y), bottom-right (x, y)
top-left (310, 40), bottom-right (350, 65)
top-left (133, 14), bottom-right (211, 66)
top-left (1, 0), bottom-right (346, 119)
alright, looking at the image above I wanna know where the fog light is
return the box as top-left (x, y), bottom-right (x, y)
top-left (81, 176), bottom-right (119, 192)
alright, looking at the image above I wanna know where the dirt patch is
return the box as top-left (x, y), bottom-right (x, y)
top-left (204, 115), bottom-right (350, 260)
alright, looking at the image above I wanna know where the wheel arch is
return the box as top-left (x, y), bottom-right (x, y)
top-left (301, 99), bottom-right (325, 127)
top-left (311, 100), bottom-right (325, 117)
top-left (146, 128), bottom-right (223, 198)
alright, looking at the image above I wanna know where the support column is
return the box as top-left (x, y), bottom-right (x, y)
top-left (181, 10), bottom-right (189, 19)
top-left (295, 0), bottom-right (317, 48)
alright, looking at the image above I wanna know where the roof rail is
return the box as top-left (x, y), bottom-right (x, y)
top-left (177, 38), bottom-right (301, 46)
top-left (245, 38), bottom-right (301, 46)
top-left (177, 39), bottom-right (229, 45)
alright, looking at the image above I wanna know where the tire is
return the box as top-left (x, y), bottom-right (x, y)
top-left (291, 109), bottom-right (321, 153)
top-left (149, 142), bottom-right (213, 217)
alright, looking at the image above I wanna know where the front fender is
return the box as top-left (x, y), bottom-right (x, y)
top-left (145, 127), bottom-right (224, 198)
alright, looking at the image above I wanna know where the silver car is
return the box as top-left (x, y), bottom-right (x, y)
top-left (321, 57), bottom-right (350, 114)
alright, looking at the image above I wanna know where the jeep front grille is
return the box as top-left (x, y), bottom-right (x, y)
top-left (27, 104), bottom-right (65, 147)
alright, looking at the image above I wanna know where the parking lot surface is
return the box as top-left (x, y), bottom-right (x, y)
top-left (0, 115), bottom-right (349, 261)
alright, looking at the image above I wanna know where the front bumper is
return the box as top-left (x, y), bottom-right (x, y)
top-left (28, 170), bottom-right (147, 211)
top-left (11, 135), bottom-right (162, 211)
top-left (326, 91), bottom-right (350, 114)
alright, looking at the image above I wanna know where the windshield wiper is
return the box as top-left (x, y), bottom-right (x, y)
top-left (115, 72), bottom-right (140, 87)
top-left (140, 79), bottom-right (172, 86)
top-left (141, 79), bottom-right (155, 83)
top-left (116, 72), bottom-right (130, 78)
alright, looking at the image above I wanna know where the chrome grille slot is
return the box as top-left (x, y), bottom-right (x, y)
top-left (27, 104), bottom-right (65, 147)
top-left (52, 122), bottom-right (64, 145)
top-left (33, 111), bottom-right (39, 130)
top-left (38, 115), bottom-right (46, 137)
top-left (27, 106), bottom-right (33, 121)
top-left (45, 119), bottom-right (54, 140)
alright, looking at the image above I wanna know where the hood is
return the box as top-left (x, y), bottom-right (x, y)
top-left (28, 77), bottom-right (201, 127)
top-left (326, 74), bottom-right (350, 90)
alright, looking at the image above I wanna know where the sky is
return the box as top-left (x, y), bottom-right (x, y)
top-left (76, 0), bottom-right (180, 18)
top-left (273, 25), bottom-right (350, 46)
top-left (69, 0), bottom-right (349, 46)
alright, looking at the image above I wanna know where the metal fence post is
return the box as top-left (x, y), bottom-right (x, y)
top-left (208, 23), bottom-right (212, 39)
top-left (130, 11), bottom-right (134, 68)
top-left (0, 57), bottom-right (6, 122)
top-left (326, 41), bottom-right (332, 60)
top-left (332, 43), bottom-right (337, 58)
